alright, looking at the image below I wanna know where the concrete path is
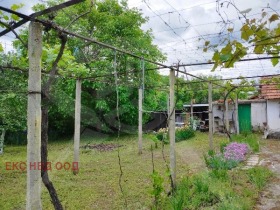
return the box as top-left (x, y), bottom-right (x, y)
top-left (242, 154), bottom-right (259, 169)
top-left (255, 139), bottom-right (280, 210)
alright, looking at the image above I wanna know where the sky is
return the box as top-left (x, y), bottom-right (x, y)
top-left (1, 0), bottom-right (280, 79)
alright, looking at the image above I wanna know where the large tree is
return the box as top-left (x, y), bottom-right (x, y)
top-left (1, 1), bottom-right (167, 208)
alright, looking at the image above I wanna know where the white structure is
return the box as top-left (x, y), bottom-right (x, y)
top-left (212, 101), bottom-right (235, 133)
top-left (212, 98), bottom-right (280, 137)
top-left (251, 101), bottom-right (267, 131)
top-left (267, 100), bottom-right (280, 134)
top-left (212, 99), bottom-right (266, 133)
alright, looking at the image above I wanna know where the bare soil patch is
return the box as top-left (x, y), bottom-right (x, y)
top-left (80, 143), bottom-right (123, 152)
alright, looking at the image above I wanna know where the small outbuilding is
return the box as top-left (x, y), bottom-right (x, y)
top-left (212, 77), bottom-right (280, 138)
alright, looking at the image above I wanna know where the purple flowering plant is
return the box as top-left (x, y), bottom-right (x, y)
top-left (223, 142), bottom-right (249, 162)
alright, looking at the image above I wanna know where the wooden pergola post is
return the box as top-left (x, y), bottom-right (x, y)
top-left (73, 79), bottom-right (81, 175)
top-left (27, 21), bottom-right (43, 210)
top-left (208, 82), bottom-right (213, 150)
top-left (169, 68), bottom-right (176, 189)
top-left (235, 93), bottom-right (239, 134)
top-left (225, 91), bottom-right (229, 132)
top-left (138, 87), bottom-right (143, 154)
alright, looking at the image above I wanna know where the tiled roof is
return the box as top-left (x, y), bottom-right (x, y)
top-left (260, 77), bottom-right (280, 100)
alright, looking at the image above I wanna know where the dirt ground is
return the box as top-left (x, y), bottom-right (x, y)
top-left (256, 139), bottom-right (280, 210)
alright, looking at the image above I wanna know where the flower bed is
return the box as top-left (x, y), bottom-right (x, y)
top-left (205, 142), bottom-right (249, 170)
top-left (224, 142), bottom-right (248, 162)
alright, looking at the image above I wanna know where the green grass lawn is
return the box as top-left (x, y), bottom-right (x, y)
top-left (0, 132), bottom-right (270, 209)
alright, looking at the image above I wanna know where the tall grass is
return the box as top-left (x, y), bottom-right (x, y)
top-left (231, 133), bottom-right (260, 152)
top-left (165, 165), bottom-right (273, 210)
top-left (247, 166), bottom-right (273, 190)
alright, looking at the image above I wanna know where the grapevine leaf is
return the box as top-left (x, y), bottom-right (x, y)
top-left (271, 57), bottom-right (279, 66)
top-left (269, 14), bottom-right (279, 23)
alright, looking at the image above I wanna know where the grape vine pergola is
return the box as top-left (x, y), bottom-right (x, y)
top-left (1, 1), bottom-right (280, 209)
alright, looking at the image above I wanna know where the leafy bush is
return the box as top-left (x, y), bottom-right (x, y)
top-left (204, 142), bottom-right (249, 171)
top-left (155, 126), bottom-right (195, 143)
top-left (175, 126), bottom-right (195, 142)
top-left (204, 152), bottom-right (238, 170)
top-left (155, 128), bottom-right (168, 144)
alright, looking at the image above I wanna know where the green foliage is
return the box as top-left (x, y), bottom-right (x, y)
top-left (219, 140), bottom-right (229, 153)
top-left (155, 128), bottom-right (169, 144)
top-left (175, 75), bottom-right (225, 106)
top-left (209, 169), bottom-right (229, 180)
top-left (0, 53), bottom-right (27, 132)
top-left (146, 134), bottom-right (160, 149)
top-left (204, 6), bottom-right (280, 70)
top-left (151, 171), bottom-right (164, 208)
top-left (169, 176), bottom-right (220, 210)
top-left (204, 152), bottom-right (239, 170)
top-left (231, 133), bottom-right (260, 152)
top-left (4, 0), bottom-right (167, 136)
top-left (175, 127), bottom-right (195, 142)
top-left (247, 166), bottom-right (273, 190)
top-left (0, 3), bottom-right (24, 24)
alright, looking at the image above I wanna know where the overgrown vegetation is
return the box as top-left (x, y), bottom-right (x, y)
top-left (163, 165), bottom-right (272, 210)
top-left (231, 133), bottom-right (260, 152)
top-left (247, 166), bottom-right (273, 190)
top-left (0, 132), bottom-right (273, 209)
top-left (175, 127), bottom-right (195, 142)
top-left (155, 126), bottom-right (195, 143)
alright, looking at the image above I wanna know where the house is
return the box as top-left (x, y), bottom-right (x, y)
top-left (212, 99), bottom-right (267, 134)
top-left (258, 78), bottom-right (280, 137)
top-left (212, 77), bottom-right (280, 138)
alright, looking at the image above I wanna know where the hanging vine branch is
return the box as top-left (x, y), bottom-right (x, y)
top-left (41, 32), bottom-right (67, 210)
top-left (113, 50), bottom-right (128, 208)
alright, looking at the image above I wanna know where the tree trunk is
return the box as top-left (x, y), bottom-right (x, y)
top-left (40, 33), bottom-right (67, 210)
top-left (27, 21), bottom-right (42, 210)
top-left (41, 105), bottom-right (63, 210)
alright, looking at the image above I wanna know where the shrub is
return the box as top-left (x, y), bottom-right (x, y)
top-left (175, 126), bottom-right (195, 142)
top-left (155, 128), bottom-right (168, 142)
top-left (204, 152), bottom-right (238, 170)
top-left (204, 142), bottom-right (249, 171)
top-left (155, 126), bottom-right (195, 143)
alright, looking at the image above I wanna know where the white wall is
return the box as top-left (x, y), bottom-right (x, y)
top-left (267, 100), bottom-right (280, 132)
top-left (251, 102), bottom-right (267, 131)
top-left (212, 104), bottom-right (235, 133)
